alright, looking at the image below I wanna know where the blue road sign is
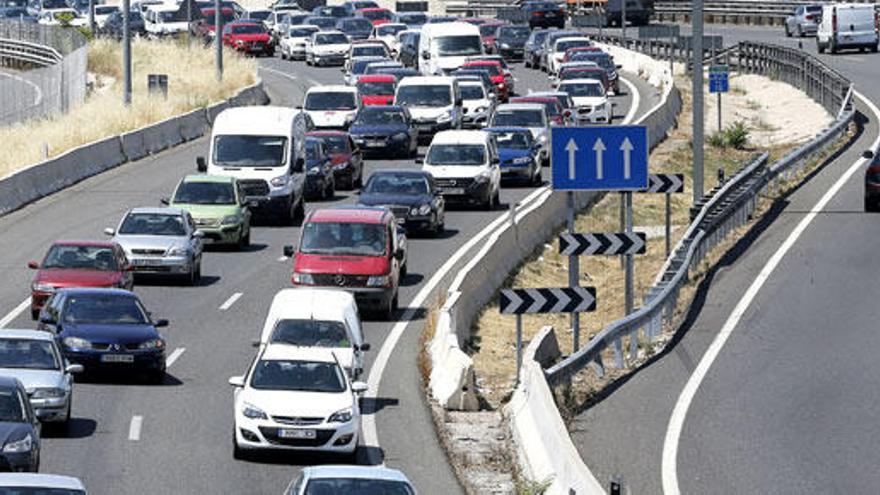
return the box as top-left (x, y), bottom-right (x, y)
top-left (551, 126), bottom-right (649, 191)
top-left (709, 65), bottom-right (729, 93)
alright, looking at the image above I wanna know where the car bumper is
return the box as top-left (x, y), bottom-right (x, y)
top-left (498, 48), bottom-right (525, 59)
top-left (127, 256), bottom-right (191, 274)
top-left (235, 418), bottom-right (359, 454)
top-left (501, 165), bottom-right (533, 179)
top-left (305, 175), bottom-right (330, 195)
top-left (197, 224), bottom-right (245, 244)
top-left (313, 53), bottom-right (346, 65)
top-left (439, 180), bottom-right (493, 203)
top-left (32, 395), bottom-right (69, 422)
top-left (64, 349), bottom-right (165, 372)
top-left (529, 17), bottom-right (565, 29)
top-left (574, 108), bottom-right (610, 124)
top-left (245, 194), bottom-right (292, 214)
top-left (352, 136), bottom-right (410, 154)
top-left (0, 451), bottom-right (37, 472)
top-left (413, 119), bottom-right (455, 135)
top-left (462, 113), bottom-right (489, 128)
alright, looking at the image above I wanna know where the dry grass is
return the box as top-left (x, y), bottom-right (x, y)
top-left (0, 37), bottom-right (256, 179)
top-left (470, 74), bottom-right (835, 409)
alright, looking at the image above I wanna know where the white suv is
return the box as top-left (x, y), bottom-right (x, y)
top-left (280, 24), bottom-right (319, 61)
top-left (304, 85), bottom-right (360, 129)
top-left (229, 345), bottom-right (367, 459)
top-left (420, 130), bottom-right (501, 210)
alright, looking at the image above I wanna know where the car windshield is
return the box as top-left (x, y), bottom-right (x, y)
top-left (529, 31), bottom-right (549, 45)
top-left (573, 53), bottom-right (613, 69)
top-left (62, 294), bottom-right (150, 325)
top-left (249, 10), bottom-right (270, 20)
top-left (562, 70), bottom-right (601, 82)
top-left (118, 213), bottom-right (186, 236)
top-left (435, 35), bottom-right (482, 56)
top-left (231, 24), bottom-right (265, 34)
top-left (466, 64), bottom-right (500, 77)
top-left (561, 83), bottom-right (604, 97)
top-left (377, 24), bottom-right (404, 36)
top-left (426, 144), bottom-right (486, 166)
top-left (556, 39), bottom-right (589, 52)
top-left (360, 9), bottom-right (390, 20)
top-left (492, 109), bottom-right (544, 127)
top-left (42, 245), bottom-right (118, 271)
top-left (354, 108), bottom-right (405, 125)
top-left (304, 479), bottom-right (415, 495)
top-left (526, 1), bottom-right (558, 9)
top-left (806, 6), bottom-right (821, 13)
top-left (300, 221), bottom-right (387, 256)
top-left (491, 131), bottom-right (531, 150)
top-left (0, 339), bottom-right (59, 371)
top-left (306, 91), bottom-right (356, 110)
top-left (291, 27), bottom-right (318, 37)
top-left (340, 19), bottom-right (371, 31)
top-left (365, 62), bottom-right (401, 74)
top-left (42, 0), bottom-right (66, 7)
top-left (307, 17), bottom-right (336, 28)
top-left (364, 174), bottom-right (429, 195)
top-left (270, 319), bottom-right (350, 347)
top-left (357, 81), bottom-right (395, 96)
top-left (316, 32), bottom-right (348, 44)
top-left (352, 45), bottom-right (387, 57)
top-left (395, 85), bottom-right (451, 107)
top-left (213, 135), bottom-right (288, 167)
top-left (306, 140), bottom-right (323, 160)
top-left (460, 85), bottom-right (485, 100)
top-left (398, 13), bottom-right (425, 24)
top-left (250, 360), bottom-right (346, 393)
top-left (314, 135), bottom-right (349, 153)
top-left (0, 488), bottom-right (85, 495)
top-left (173, 181), bottom-right (236, 205)
top-left (0, 390), bottom-right (26, 423)
top-left (499, 25), bottom-right (530, 40)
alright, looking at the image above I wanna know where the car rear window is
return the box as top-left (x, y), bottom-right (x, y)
top-left (270, 319), bottom-right (350, 347)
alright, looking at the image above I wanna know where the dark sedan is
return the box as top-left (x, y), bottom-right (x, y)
top-left (523, 0), bottom-right (565, 29)
top-left (524, 28), bottom-right (553, 69)
top-left (864, 149), bottom-right (880, 211)
top-left (358, 170), bottom-right (445, 235)
top-left (99, 9), bottom-right (146, 38)
top-left (495, 24), bottom-right (530, 61)
top-left (336, 17), bottom-right (373, 40)
top-left (0, 377), bottom-right (40, 472)
top-left (348, 106), bottom-right (418, 159)
top-left (37, 288), bottom-right (167, 383)
top-left (307, 131), bottom-right (364, 190)
top-left (304, 137), bottom-right (336, 200)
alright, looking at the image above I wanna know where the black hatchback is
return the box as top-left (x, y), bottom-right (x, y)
top-left (523, 1), bottom-right (565, 29)
top-left (0, 377), bottom-right (40, 472)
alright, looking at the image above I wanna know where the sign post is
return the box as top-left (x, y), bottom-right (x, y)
top-left (709, 64), bottom-right (729, 133)
top-left (641, 173), bottom-right (685, 256)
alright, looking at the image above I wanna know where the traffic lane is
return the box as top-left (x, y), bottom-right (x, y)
top-left (568, 103), bottom-right (878, 494)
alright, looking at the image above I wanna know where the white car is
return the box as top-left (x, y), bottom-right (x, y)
top-left (257, 289), bottom-right (368, 378)
top-left (557, 79), bottom-right (612, 124)
top-left (37, 8), bottom-right (85, 26)
top-left (421, 130), bottom-right (501, 210)
top-left (305, 30), bottom-right (351, 66)
top-left (459, 80), bottom-right (495, 129)
top-left (144, 4), bottom-right (189, 37)
top-left (488, 103), bottom-right (550, 165)
top-left (93, 4), bottom-right (120, 29)
top-left (285, 465), bottom-right (416, 494)
top-left (370, 22), bottom-right (407, 54)
top-left (229, 345), bottom-right (367, 458)
top-left (548, 36), bottom-right (592, 75)
top-left (394, 76), bottom-right (463, 137)
top-left (304, 85), bottom-right (360, 129)
top-left (280, 24), bottom-right (319, 60)
top-left (0, 474), bottom-right (86, 493)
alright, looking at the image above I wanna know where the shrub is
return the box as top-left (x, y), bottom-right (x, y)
top-left (707, 121), bottom-right (750, 149)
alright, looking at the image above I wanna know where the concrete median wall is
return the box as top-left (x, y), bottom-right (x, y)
top-left (0, 81), bottom-right (267, 217)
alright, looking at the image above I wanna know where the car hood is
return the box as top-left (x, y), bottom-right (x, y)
top-left (0, 423), bottom-right (34, 447)
top-left (34, 269), bottom-right (121, 288)
top-left (407, 106), bottom-right (452, 121)
top-left (313, 43), bottom-right (349, 53)
top-left (295, 253), bottom-right (390, 276)
top-left (173, 203), bottom-right (240, 220)
top-left (231, 33), bottom-right (270, 43)
top-left (571, 96), bottom-right (607, 107)
top-left (60, 323), bottom-right (159, 344)
top-left (0, 369), bottom-right (65, 392)
top-left (359, 192), bottom-right (432, 207)
top-left (241, 388), bottom-right (353, 418)
top-left (114, 235), bottom-right (187, 252)
top-left (306, 109), bottom-right (356, 127)
top-left (436, 55), bottom-right (466, 71)
top-left (349, 123), bottom-right (409, 136)
top-left (463, 98), bottom-right (490, 113)
top-left (422, 164), bottom-right (487, 179)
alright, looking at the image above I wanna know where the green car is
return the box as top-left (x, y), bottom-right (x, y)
top-left (163, 175), bottom-right (252, 248)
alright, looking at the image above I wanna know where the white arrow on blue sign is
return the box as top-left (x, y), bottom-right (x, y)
top-left (551, 126), bottom-right (649, 191)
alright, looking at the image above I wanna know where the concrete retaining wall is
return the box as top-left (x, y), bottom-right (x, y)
top-left (0, 81), bottom-right (267, 217)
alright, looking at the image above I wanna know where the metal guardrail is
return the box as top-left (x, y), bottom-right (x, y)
top-left (654, 0), bottom-right (878, 26)
top-left (545, 40), bottom-right (855, 385)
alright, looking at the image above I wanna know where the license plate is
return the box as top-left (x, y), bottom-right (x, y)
top-left (101, 354), bottom-right (134, 363)
top-left (278, 428), bottom-right (316, 439)
top-left (131, 259), bottom-right (155, 266)
top-left (367, 140), bottom-right (385, 147)
top-left (442, 188), bottom-right (466, 195)
top-left (546, 12), bottom-right (556, 16)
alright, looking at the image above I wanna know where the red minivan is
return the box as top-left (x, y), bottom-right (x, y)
top-left (284, 207), bottom-right (407, 319)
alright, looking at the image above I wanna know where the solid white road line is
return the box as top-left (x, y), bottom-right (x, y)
top-left (128, 415), bottom-right (143, 441)
top-left (256, 66), bottom-right (297, 81)
top-left (0, 298), bottom-right (31, 328)
top-left (277, 256), bottom-right (289, 263)
top-left (0, 71), bottom-right (42, 107)
top-left (219, 292), bottom-right (243, 311)
top-left (661, 91), bottom-right (880, 495)
top-left (166, 347), bottom-right (185, 368)
top-left (621, 76), bottom-right (641, 125)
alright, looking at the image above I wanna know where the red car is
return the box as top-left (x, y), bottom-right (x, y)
top-left (356, 7), bottom-right (393, 26)
top-left (196, 7), bottom-right (235, 39)
top-left (284, 207), bottom-right (407, 318)
top-left (479, 21), bottom-right (507, 53)
top-left (356, 74), bottom-right (396, 106)
top-left (510, 96), bottom-right (568, 126)
top-left (562, 46), bottom-right (604, 63)
top-left (461, 60), bottom-right (509, 101)
top-left (306, 131), bottom-right (364, 190)
top-left (28, 241), bottom-right (133, 320)
top-left (221, 21), bottom-right (274, 57)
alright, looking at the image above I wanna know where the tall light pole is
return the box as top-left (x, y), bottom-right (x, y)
top-left (692, 0), bottom-right (704, 204)
top-left (87, 0), bottom-right (95, 33)
top-left (214, 0), bottom-right (223, 81)
top-left (122, 0), bottom-right (131, 105)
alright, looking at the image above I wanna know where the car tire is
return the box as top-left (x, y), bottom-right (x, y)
top-left (354, 171), bottom-right (363, 189)
top-left (239, 228), bottom-right (250, 249)
top-left (830, 40), bottom-right (837, 54)
top-left (785, 24), bottom-right (791, 37)
top-left (31, 309), bottom-right (39, 321)
top-left (284, 196), bottom-right (299, 226)
top-left (401, 261), bottom-right (408, 278)
top-left (872, 44), bottom-right (878, 53)
top-left (817, 39), bottom-right (825, 53)
top-left (149, 368), bottom-right (165, 385)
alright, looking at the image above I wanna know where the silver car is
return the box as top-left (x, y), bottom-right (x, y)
top-left (285, 465), bottom-right (416, 494)
top-left (785, 5), bottom-right (822, 38)
top-left (104, 207), bottom-right (204, 285)
top-left (0, 330), bottom-right (82, 425)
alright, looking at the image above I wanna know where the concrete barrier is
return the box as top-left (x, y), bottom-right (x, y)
top-left (178, 108), bottom-right (210, 141)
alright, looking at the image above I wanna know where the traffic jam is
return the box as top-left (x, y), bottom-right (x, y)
top-left (6, 0), bottom-right (628, 491)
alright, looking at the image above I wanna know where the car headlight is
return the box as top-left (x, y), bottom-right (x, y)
top-left (31, 388), bottom-right (65, 399)
top-left (62, 337), bottom-right (90, 350)
top-left (31, 282), bottom-right (55, 292)
top-left (392, 132), bottom-right (408, 141)
top-left (235, 39), bottom-right (244, 45)
top-left (538, 134), bottom-right (547, 144)
top-left (270, 175), bottom-right (289, 187)
top-left (139, 338), bottom-right (165, 350)
top-left (221, 214), bottom-right (241, 225)
top-left (417, 203), bottom-right (432, 215)
top-left (475, 170), bottom-right (492, 183)
top-left (3, 435), bottom-right (32, 453)
top-left (328, 407), bottom-right (353, 423)
top-left (366, 275), bottom-right (390, 287)
top-left (474, 106), bottom-right (487, 114)
top-left (436, 110), bottom-right (453, 123)
top-left (500, 43), bottom-right (510, 49)
top-left (167, 246), bottom-right (190, 257)
top-left (512, 156), bottom-right (532, 165)
top-left (498, 83), bottom-right (505, 89)
top-left (292, 272), bottom-right (314, 285)
top-left (308, 166), bottom-right (322, 175)
top-left (242, 402), bottom-right (267, 420)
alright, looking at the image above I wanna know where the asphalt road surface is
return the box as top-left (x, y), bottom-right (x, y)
top-left (0, 52), bottom-right (657, 494)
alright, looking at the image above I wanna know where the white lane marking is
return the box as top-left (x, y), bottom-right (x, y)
top-left (0, 71), bottom-right (42, 107)
top-left (0, 298), bottom-right (31, 328)
top-left (165, 347), bottom-right (185, 368)
top-left (219, 292), bottom-right (243, 311)
top-left (128, 415), bottom-right (143, 441)
top-left (621, 76), bottom-right (641, 125)
top-left (661, 91), bottom-right (880, 495)
top-left (277, 256), bottom-right (289, 262)
top-left (256, 66), bottom-right (297, 81)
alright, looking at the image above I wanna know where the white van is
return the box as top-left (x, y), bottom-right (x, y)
top-left (817, 3), bottom-right (878, 54)
top-left (197, 106), bottom-right (312, 225)
top-left (394, 76), bottom-right (462, 138)
top-left (420, 130), bottom-right (501, 210)
top-left (257, 288), bottom-right (368, 378)
top-left (418, 22), bottom-right (483, 76)
top-left (304, 85), bottom-right (360, 129)
top-left (144, 4), bottom-right (189, 37)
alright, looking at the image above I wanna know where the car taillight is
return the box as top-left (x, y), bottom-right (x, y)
top-left (832, 10), bottom-right (837, 32)
top-left (805, 14), bottom-right (813, 21)
top-left (532, 11), bottom-right (543, 16)
top-left (875, 11), bottom-right (879, 32)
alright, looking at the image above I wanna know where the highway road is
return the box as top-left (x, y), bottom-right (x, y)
top-left (0, 53), bottom-right (657, 493)
top-left (570, 24), bottom-right (880, 494)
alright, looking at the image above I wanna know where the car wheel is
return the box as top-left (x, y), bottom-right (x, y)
top-left (785, 24), bottom-right (791, 37)
top-left (149, 368), bottom-right (165, 385)
top-left (31, 309), bottom-right (39, 321)
top-left (283, 196), bottom-right (299, 226)
top-left (435, 217), bottom-right (445, 236)
top-left (797, 25), bottom-right (803, 38)
top-left (400, 261), bottom-right (408, 278)
top-left (817, 39), bottom-right (825, 53)
top-left (194, 260), bottom-right (202, 282)
top-left (239, 227), bottom-right (250, 249)
top-left (830, 40), bottom-right (837, 54)
top-left (873, 44), bottom-right (878, 53)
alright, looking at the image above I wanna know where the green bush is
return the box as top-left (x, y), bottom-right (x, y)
top-left (707, 121), bottom-right (750, 150)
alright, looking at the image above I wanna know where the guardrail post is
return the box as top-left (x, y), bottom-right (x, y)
top-left (614, 338), bottom-right (623, 368)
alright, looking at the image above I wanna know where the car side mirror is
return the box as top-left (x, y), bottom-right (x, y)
top-left (616, 64), bottom-right (623, 69)
top-left (863, 150), bottom-right (875, 160)
top-left (293, 157), bottom-right (305, 173)
top-left (27, 261), bottom-right (39, 269)
top-left (283, 245), bottom-right (295, 257)
top-left (196, 156), bottom-right (207, 172)
top-left (193, 230), bottom-right (205, 239)
top-left (489, 93), bottom-right (497, 100)
top-left (154, 319), bottom-right (169, 328)
top-left (351, 381), bottom-right (368, 393)
top-left (421, 50), bottom-right (430, 59)
top-left (358, 343), bottom-right (371, 351)
top-left (160, 197), bottom-right (170, 205)
top-left (65, 364), bottom-right (84, 374)
top-left (103, 227), bottom-right (115, 236)
top-left (251, 339), bottom-right (261, 348)
top-left (394, 248), bottom-right (405, 261)
top-left (414, 158), bottom-right (423, 165)
top-left (228, 376), bottom-right (245, 387)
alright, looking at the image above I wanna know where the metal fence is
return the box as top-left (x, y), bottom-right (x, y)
top-left (655, 0), bottom-right (878, 26)
top-left (544, 40), bottom-right (855, 385)
top-left (0, 21), bottom-right (87, 125)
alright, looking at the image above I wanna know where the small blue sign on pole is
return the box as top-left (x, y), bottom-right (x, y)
top-left (550, 126), bottom-right (649, 191)
top-left (709, 64), bottom-right (729, 93)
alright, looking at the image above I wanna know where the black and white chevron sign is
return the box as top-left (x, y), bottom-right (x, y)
top-left (643, 173), bottom-right (685, 193)
top-left (559, 232), bottom-right (647, 256)
top-left (500, 287), bottom-right (597, 314)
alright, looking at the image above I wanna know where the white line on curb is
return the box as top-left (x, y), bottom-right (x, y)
top-left (661, 91), bottom-right (880, 495)
top-left (128, 415), bottom-right (143, 441)
top-left (166, 348), bottom-right (185, 368)
top-left (219, 293), bottom-right (243, 311)
top-left (0, 298), bottom-right (31, 328)
top-left (277, 256), bottom-right (289, 262)
top-left (621, 77), bottom-right (641, 125)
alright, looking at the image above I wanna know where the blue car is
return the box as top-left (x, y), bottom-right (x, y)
top-left (336, 17), bottom-right (373, 40)
top-left (0, 377), bottom-right (40, 472)
top-left (486, 127), bottom-right (543, 185)
top-left (349, 106), bottom-right (418, 159)
top-left (358, 169), bottom-right (445, 234)
top-left (37, 288), bottom-right (167, 383)
top-left (303, 136), bottom-right (336, 200)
